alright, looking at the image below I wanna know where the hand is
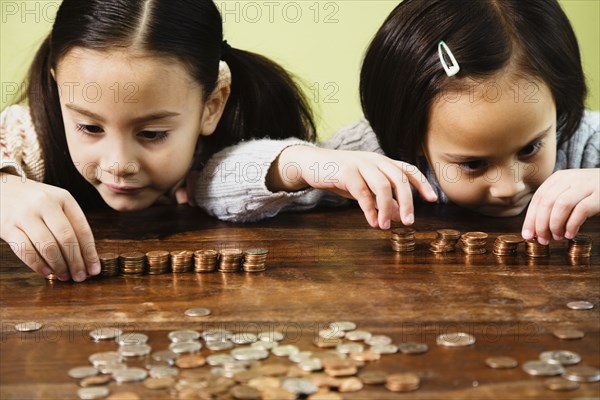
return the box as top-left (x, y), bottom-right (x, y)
top-left (0, 173), bottom-right (101, 281)
top-left (269, 146), bottom-right (438, 229)
top-left (522, 169), bottom-right (600, 244)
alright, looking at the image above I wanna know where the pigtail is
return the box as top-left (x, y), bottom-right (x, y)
top-left (202, 47), bottom-right (316, 157)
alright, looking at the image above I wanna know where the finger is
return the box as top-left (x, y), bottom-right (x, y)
top-left (62, 196), bottom-right (100, 277)
top-left (7, 229), bottom-right (53, 276)
top-left (342, 170), bottom-right (379, 228)
top-left (358, 166), bottom-right (395, 229)
top-left (42, 210), bottom-right (88, 282)
top-left (175, 187), bottom-right (189, 205)
top-left (17, 220), bottom-right (70, 280)
top-left (534, 185), bottom-right (569, 245)
top-left (378, 163), bottom-right (415, 225)
top-left (565, 194), bottom-right (598, 239)
top-left (396, 162), bottom-right (438, 202)
top-left (548, 192), bottom-right (580, 240)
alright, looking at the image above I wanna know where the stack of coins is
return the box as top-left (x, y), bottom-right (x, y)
top-left (170, 251), bottom-right (193, 273)
top-left (99, 253), bottom-right (119, 277)
top-left (146, 251), bottom-right (170, 275)
top-left (568, 235), bottom-right (592, 258)
top-left (385, 373), bottom-right (420, 392)
top-left (120, 252), bottom-right (146, 275)
top-left (526, 239), bottom-right (550, 258)
top-left (429, 229), bottom-right (461, 253)
top-left (459, 232), bottom-right (488, 255)
top-left (390, 228), bottom-right (416, 252)
top-left (242, 249), bottom-right (269, 272)
top-left (493, 235), bottom-right (524, 256)
top-left (218, 249), bottom-right (243, 272)
top-left (194, 250), bottom-right (219, 273)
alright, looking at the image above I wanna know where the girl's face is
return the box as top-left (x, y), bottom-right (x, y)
top-left (424, 74), bottom-right (557, 217)
top-left (55, 48), bottom-right (225, 211)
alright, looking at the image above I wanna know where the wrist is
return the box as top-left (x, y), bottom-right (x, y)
top-left (266, 145), bottom-right (312, 192)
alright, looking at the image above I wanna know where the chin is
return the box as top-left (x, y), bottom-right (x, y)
top-left (101, 196), bottom-right (155, 212)
top-left (476, 204), bottom-right (528, 217)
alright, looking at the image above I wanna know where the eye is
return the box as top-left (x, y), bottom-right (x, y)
top-left (517, 140), bottom-right (544, 158)
top-left (138, 131), bottom-right (168, 142)
top-left (75, 124), bottom-right (103, 134)
top-left (458, 160), bottom-right (486, 172)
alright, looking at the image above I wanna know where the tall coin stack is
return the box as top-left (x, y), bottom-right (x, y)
top-left (218, 249), bottom-right (244, 272)
top-left (119, 252), bottom-right (146, 275)
top-left (493, 235), bottom-right (524, 256)
top-left (429, 229), bottom-right (461, 253)
top-left (526, 239), bottom-right (550, 258)
top-left (194, 250), bottom-right (219, 273)
top-left (459, 232), bottom-right (488, 255)
top-left (242, 248), bottom-right (269, 272)
top-left (170, 250), bottom-right (194, 273)
top-left (146, 250), bottom-right (170, 274)
top-left (568, 235), bottom-right (592, 258)
top-left (99, 253), bottom-right (119, 277)
top-left (390, 228), bottom-right (416, 252)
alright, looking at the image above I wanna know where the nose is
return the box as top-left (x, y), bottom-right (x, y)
top-left (99, 137), bottom-right (139, 180)
top-left (488, 163), bottom-right (526, 199)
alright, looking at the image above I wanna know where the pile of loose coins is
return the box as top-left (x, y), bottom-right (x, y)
top-left (390, 230), bottom-right (593, 260)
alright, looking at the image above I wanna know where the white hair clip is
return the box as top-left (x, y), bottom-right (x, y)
top-left (438, 41), bottom-right (460, 77)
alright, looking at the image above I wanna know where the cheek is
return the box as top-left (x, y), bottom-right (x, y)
top-left (433, 164), bottom-right (487, 206)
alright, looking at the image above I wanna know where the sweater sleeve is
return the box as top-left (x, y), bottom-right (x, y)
top-left (555, 110), bottom-right (600, 170)
top-left (191, 119), bottom-right (382, 222)
top-left (0, 105), bottom-right (44, 182)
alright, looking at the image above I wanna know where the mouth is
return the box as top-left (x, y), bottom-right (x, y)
top-left (103, 183), bottom-right (145, 195)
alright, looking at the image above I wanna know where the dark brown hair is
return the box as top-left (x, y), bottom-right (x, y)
top-left (23, 0), bottom-right (315, 209)
top-left (360, 0), bottom-right (586, 165)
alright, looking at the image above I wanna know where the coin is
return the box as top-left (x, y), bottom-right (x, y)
top-left (398, 342), bottom-right (428, 355)
top-left (429, 229), bottom-right (461, 253)
top-left (485, 356), bottom-right (518, 369)
top-left (257, 331), bottom-right (284, 342)
top-left (232, 347), bottom-right (269, 361)
top-left (89, 352), bottom-right (122, 367)
top-left (566, 301), bottom-right (594, 310)
top-left (231, 332), bottom-right (258, 344)
top-left (436, 332), bottom-right (476, 347)
top-left (568, 234), bottom-right (593, 258)
top-left (282, 378), bottom-right (318, 396)
top-left (349, 350), bottom-right (381, 362)
top-left (358, 370), bottom-right (387, 385)
top-left (105, 392), bottom-right (140, 400)
top-left (230, 385), bottom-right (261, 400)
top-left (493, 235), bottom-right (524, 256)
top-left (112, 367), bottom-right (148, 382)
top-left (390, 228), bottom-right (416, 252)
top-left (152, 350), bottom-right (179, 363)
top-left (143, 377), bottom-right (176, 390)
top-left (98, 253), bottom-right (119, 277)
top-left (243, 248), bottom-right (269, 272)
top-left (80, 375), bottom-right (112, 387)
top-left (525, 239), bottom-right (550, 257)
top-left (207, 354), bottom-right (235, 366)
top-left (169, 341), bottom-right (202, 354)
top-left (344, 330), bottom-right (372, 342)
top-left (543, 377), bottom-right (579, 391)
top-left (552, 328), bottom-right (584, 340)
top-left (116, 333), bottom-right (148, 346)
top-left (146, 250), bottom-right (170, 274)
top-left (365, 335), bottom-right (392, 346)
top-left (540, 350), bottom-right (581, 366)
top-left (522, 360), bottom-right (564, 376)
top-left (370, 344), bottom-right (398, 354)
top-left (14, 321), bottom-right (42, 332)
top-left (171, 250), bottom-right (194, 273)
top-left (69, 366), bottom-right (99, 379)
top-left (385, 373), bottom-right (420, 392)
top-left (149, 365), bottom-right (179, 378)
top-left (219, 249), bottom-right (244, 273)
top-left (184, 307), bottom-right (211, 317)
top-left (119, 252), bottom-right (146, 275)
top-left (459, 232), bottom-right (488, 255)
top-left (272, 345), bottom-right (300, 357)
top-left (336, 343), bottom-right (364, 354)
top-left (338, 377), bottom-right (364, 392)
top-left (89, 327), bottom-right (123, 341)
top-left (329, 321), bottom-right (357, 331)
top-left (194, 249), bottom-right (219, 273)
top-left (78, 386), bottom-right (110, 399)
top-left (173, 354), bottom-right (205, 369)
top-left (299, 358), bottom-right (323, 372)
top-left (207, 340), bottom-right (234, 351)
top-left (118, 344), bottom-right (152, 357)
top-left (168, 330), bottom-right (201, 342)
top-left (562, 365), bottom-right (600, 382)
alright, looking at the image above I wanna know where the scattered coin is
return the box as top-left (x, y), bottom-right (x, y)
top-left (89, 351), bottom-right (122, 367)
top-left (231, 384), bottom-right (262, 400)
top-left (562, 365), bottom-right (600, 382)
top-left (385, 373), bottom-right (420, 392)
top-left (184, 307), bottom-right (211, 317)
top-left (175, 354), bottom-right (206, 369)
top-left (522, 360), bottom-right (565, 376)
top-left (89, 327), bottom-right (123, 341)
top-left (552, 328), bottom-right (584, 340)
top-left (566, 301), bottom-right (594, 310)
top-left (118, 344), bottom-right (152, 357)
top-left (365, 335), bottom-right (392, 346)
top-left (398, 342), bottom-right (428, 355)
top-left (436, 332), bottom-right (476, 347)
top-left (540, 350), bottom-right (581, 366)
top-left (69, 366), bottom-right (99, 379)
top-left (485, 356), bottom-right (518, 369)
top-left (143, 377), bottom-right (176, 390)
top-left (14, 322), bottom-right (42, 332)
top-left (168, 330), bottom-right (201, 342)
top-left (77, 386), bottom-right (110, 400)
top-left (169, 341), bottom-right (202, 354)
top-left (105, 392), bottom-right (140, 400)
top-left (344, 330), bottom-right (372, 342)
top-left (282, 378), bottom-right (318, 396)
top-left (116, 333), bottom-right (148, 346)
top-left (80, 375), bottom-right (112, 387)
top-left (112, 367), bottom-right (148, 382)
top-left (358, 370), bottom-right (387, 385)
top-left (543, 377), bottom-right (579, 391)
top-left (329, 321), bottom-right (357, 332)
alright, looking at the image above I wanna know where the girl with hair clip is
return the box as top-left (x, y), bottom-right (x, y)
top-left (0, 0), bottom-right (315, 282)
top-left (194, 0), bottom-right (598, 243)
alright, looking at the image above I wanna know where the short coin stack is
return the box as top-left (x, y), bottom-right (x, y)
top-left (429, 229), bottom-right (461, 253)
top-left (493, 235), bottom-right (525, 256)
top-left (390, 228), bottom-right (416, 252)
top-left (242, 248), bottom-right (269, 272)
top-left (170, 251), bottom-right (193, 273)
top-left (459, 232), bottom-right (488, 255)
top-left (218, 249), bottom-right (244, 272)
top-left (526, 239), bottom-right (550, 258)
top-left (385, 373), bottom-right (421, 392)
top-left (145, 251), bottom-right (170, 275)
top-left (99, 253), bottom-right (119, 277)
top-left (119, 252), bottom-right (146, 275)
top-left (194, 250), bottom-right (219, 273)
top-left (568, 235), bottom-right (592, 258)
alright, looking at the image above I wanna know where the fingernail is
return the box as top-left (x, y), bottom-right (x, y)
top-left (58, 273), bottom-right (71, 281)
top-left (552, 234), bottom-right (562, 241)
top-left (74, 271), bottom-right (87, 282)
top-left (41, 267), bottom-right (53, 276)
top-left (90, 262), bottom-right (101, 275)
top-left (538, 237), bottom-right (548, 245)
top-left (405, 214), bottom-right (414, 225)
top-left (382, 220), bottom-right (391, 230)
top-left (522, 229), bottom-right (532, 239)
top-left (565, 231), bottom-right (574, 239)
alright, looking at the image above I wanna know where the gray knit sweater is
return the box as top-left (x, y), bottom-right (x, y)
top-left (193, 111), bottom-right (599, 222)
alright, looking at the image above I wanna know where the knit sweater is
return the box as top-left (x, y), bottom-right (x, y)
top-left (2, 105), bottom-right (599, 221)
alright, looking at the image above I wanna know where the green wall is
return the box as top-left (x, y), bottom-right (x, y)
top-left (1, 0), bottom-right (598, 138)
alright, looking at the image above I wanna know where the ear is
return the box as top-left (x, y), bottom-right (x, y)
top-left (50, 68), bottom-right (56, 80)
top-left (198, 83), bottom-right (231, 137)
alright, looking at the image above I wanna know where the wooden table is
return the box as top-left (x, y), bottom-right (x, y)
top-left (1, 204), bottom-right (599, 399)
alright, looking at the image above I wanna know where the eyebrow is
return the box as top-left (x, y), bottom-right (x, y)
top-left (65, 104), bottom-right (180, 124)
top-left (443, 124), bottom-right (553, 161)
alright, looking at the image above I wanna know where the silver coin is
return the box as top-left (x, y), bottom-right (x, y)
top-left (540, 350), bottom-right (581, 366)
top-left (365, 335), bottom-right (392, 346)
top-left (329, 321), bottom-right (357, 332)
top-left (88, 351), bottom-right (122, 367)
top-left (245, 248), bottom-right (269, 255)
top-left (257, 331), bottom-right (284, 342)
top-left (149, 365), bottom-right (179, 378)
top-left (562, 365), bottom-right (600, 382)
top-left (290, 351), bottom-right (313, 363)
top-left (231, 347), bottom-right (269, 361)
top-left (567, 301), bottom-right (594, 310)
top-left (116, 332), bottom-right (148, 346)
top-left (370, 344), bottom-right (398, 354)
top-left (202, 329), bottom-right (232, 342)
top-left (206, 340), bottom-right (234, 351)
top-left (184, 307), bottom-right (211, 317)
top-left (89, 327), bottom-right (123, 341)
top-left (98, 362), bottom-right (126, 374)
top-left (336, 343), bottom-right (364, 354)
top-left (14, 322), bottom-right (42, 332)
top-left (272, 345), bottom-right (300, 357)
top-left (231, 332), bottom-right (258, 344)
top-left (319, 329), bottom-right (345, 339)
top-left (168, 330), bottom-right (200, 343)
top-left (206, 354), bottom-right (235, 366)
top-left (169, 341), bottom-right (202, 354)
top-left (152, 350), bottom-right (179, 363)
top-left (345, 330), bottom-right (372, 342)
top-left (522, 360), bottom-right (565, 376)
top-left (299, 358), bottom-right (323, 372)
top-left (145, 359), bottom-right (174, 369)
top-left (77, 386), bottom-right (110, 400)
top-left (251, 340), bottom-right (278, 350)
top-left (68, 366), bottom-right (99, 379)
top-left (112, 367), bottom-right (148, 382)
top-left (398, 342), bottom-right (429, 355)
top-left (118, 344), bottom-right (152, 357)
top-left (282, 378), bottom-right (318, 396)
top-left (436, 332), bottom-right (476, 347)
